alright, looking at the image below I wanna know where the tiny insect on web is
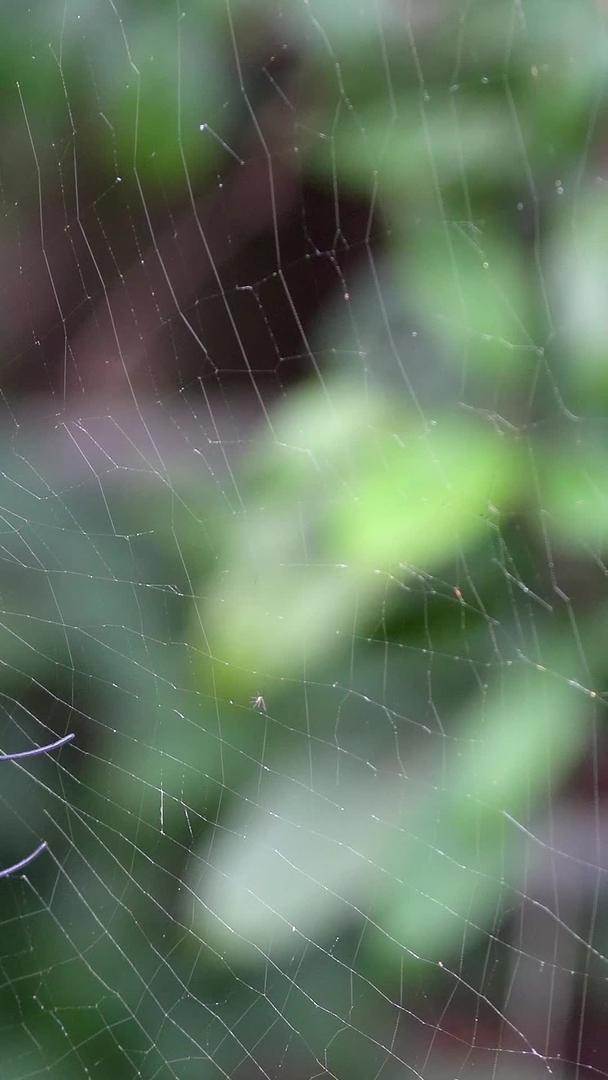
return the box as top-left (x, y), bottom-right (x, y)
top-left (0, 732), bottom-right (75, 880)
top-left (250, 695), bottom-right (267, 712)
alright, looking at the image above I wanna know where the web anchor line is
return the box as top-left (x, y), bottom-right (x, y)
top-left (0, 732), bottom-right (75, 880)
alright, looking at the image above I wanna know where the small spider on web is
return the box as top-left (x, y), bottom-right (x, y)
top-left (250, 695), bottom-right (267, 712)
top-left (0, 731), bottom-right (75, 880)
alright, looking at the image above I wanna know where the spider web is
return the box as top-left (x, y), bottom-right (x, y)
top-left (0, 1), bottom-right (607, 1077)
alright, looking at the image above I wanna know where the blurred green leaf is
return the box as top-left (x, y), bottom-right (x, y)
top-left (307, 96), bottom-right (523, 199)
top-left (88, 6), bottom-right (230, 185)
top-left (372, 654), bottom-right (590, 972)
top-left (185, 745), bottom-right (405, 967)
top-left (547, 188), bottom-right (608, 408)
top-left (185, 651), bottom-right (588, 976)
top-left (403, 222), bottom-right (535, 381)
top-left (197, 385), bottom-right (522, 697)
top-left (533, 437), bottom-right (608, 553)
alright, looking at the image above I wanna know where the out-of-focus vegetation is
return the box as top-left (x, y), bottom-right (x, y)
top-left (1, 1), bottom-right (608, 1077)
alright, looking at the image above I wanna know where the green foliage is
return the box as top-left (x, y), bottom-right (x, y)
top-left (375, 656), bottom-right (589, 970)
top-left (0, 1), bottom-right (607, 1076)
top-left (546, 190), bottom-right (608, 407)
top-left (402, 222), bottom-right (534, 380)
top-left (536, 433), bottom-right (608, 553)
top-left (187, 648), bottom-right (588, 975)
top-left (199, 385), bottom-right (521, 697)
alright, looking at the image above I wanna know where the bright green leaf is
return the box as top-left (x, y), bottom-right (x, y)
top-left (197, 384), bottom-right (522, 697)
